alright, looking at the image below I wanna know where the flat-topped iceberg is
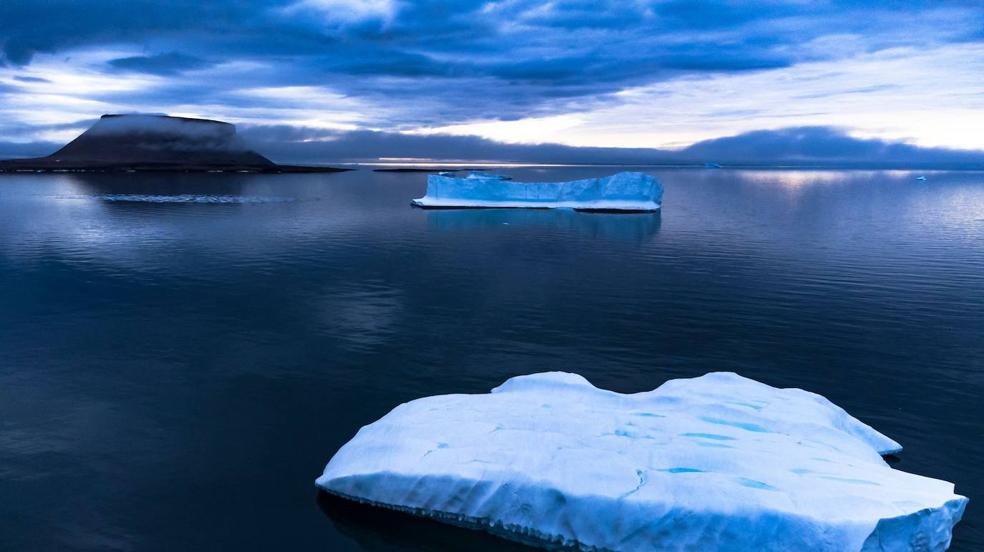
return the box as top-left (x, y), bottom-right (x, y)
top-left (317, 372), bottom-right (967, 551)
top-left (411, 171), bottom-right (662, 212)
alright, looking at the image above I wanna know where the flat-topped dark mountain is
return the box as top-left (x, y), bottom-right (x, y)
top-left (0, 114), bottom-right (348, 173)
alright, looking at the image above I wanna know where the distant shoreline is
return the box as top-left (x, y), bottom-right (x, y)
top-left (357, 163), bottom-right (984, 171)
top-left (3, 161), bottom-right (983, 174)
top-left (0, 163), bottom-right (352, 174)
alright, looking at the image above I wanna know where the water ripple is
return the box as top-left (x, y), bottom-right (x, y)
top-left (56, 194), bottom-right (299, 204)
top-left (2, 168), bottom-right (983, 551)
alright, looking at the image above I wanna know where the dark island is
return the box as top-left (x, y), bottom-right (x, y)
top-left (0, 114), bottom-right (350, 173)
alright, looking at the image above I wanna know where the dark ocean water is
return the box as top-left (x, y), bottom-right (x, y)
top-left (0, 168), bottom-right (981, 551)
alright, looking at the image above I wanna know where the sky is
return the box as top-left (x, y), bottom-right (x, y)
top-left (1, 0), bottom-right (983, 164)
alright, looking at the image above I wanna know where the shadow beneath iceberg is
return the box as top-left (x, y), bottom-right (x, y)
top-left (425, 208), bottom-right (661, 243)
top-left (316, 491), bottom-right (534, 552)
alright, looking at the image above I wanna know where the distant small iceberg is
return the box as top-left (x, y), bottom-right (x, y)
top-left (916, 175), bottom-right (928, 181)
top-left (411, 171), bottom-right (662, 212)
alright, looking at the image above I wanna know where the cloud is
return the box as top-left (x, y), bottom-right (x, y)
top-left (679, 127), bottom-right (984, 167)
top-left (108, 52), bottom-right (212, 75)
top-left (279, 0), bottom-right (399, 28)
top-left (0, 1), bottom-right (270, 65)
top-left (0, 140), bottom-right (61, 159)
top-left (12, 75), bottom-right (49, 83)
top-left (0, 1), bottom-right (982, 151)
top-left (415, 42), bottom-right (984, 151)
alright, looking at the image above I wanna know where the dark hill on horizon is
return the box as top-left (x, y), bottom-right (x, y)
top-left (237, 125), bottom-right (984, 170)
top-left (0, 114), bottom-right (347, 173)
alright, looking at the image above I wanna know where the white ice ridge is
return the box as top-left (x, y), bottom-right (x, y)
top-left (316, 372), bottom-right (968, 552)
top-left (411, 171), bottom-right (662, 212)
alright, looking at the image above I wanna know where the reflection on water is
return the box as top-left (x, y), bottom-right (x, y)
top-left (426, 208), bottom-right (660, 243)
top-left (0, 168), bottom-right (982, 551)
top-left (318, 281), bottom-right (405, 353)
top-left (61, 194), bottom-right (299, 204)
top-left (57, 171), bottom-right (288, 197)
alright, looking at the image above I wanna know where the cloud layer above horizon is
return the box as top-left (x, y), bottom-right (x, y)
top-left (1, 0), bottom-right (983, 161)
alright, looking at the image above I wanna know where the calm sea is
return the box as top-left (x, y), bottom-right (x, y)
top-left (1, 168), bottom-right (981, 551)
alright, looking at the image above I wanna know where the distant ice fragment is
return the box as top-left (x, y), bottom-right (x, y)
top-left (916, 175), bottom-right (928, 181)
top-left (317, 371), bottom-right (967, 551)
top-left (411, 171), bottom-right (662, 212)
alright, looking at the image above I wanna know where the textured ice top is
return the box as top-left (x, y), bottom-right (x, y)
top-left (412, 171), bottom-right (662, 211)
top-left (317, 372), bottom-right (967, 552)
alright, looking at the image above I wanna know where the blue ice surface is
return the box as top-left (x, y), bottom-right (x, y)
top-left (699, 416), bottom-right (771, 433)
top-left (411, 171), bottom-right (663, 211)
top-left (317, 371), bottom-right (968, 552)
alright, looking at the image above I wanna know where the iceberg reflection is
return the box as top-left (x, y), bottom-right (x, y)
top-left (425, 208), bottom-right (660, 243)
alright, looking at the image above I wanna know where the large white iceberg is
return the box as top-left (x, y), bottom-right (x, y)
top-left (411, 171), bottom-right (662, 212)
top-left (317, 372), bottom-right (968, 551)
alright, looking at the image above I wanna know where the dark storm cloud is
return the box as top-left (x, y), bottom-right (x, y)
top-left (0, 1), bottom-right (271, 65)
top-left (2, 1), bottom-right (981, 125)
top-left (233, 124), bottom-right (984, 168)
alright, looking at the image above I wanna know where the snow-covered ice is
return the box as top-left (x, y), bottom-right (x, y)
top-left (316, 372), bottom-right (967, 551)
top-left (411, 171), bottom-right (663, 211)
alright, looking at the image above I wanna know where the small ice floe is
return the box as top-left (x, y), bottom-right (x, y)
top-left (916, 175), bottom-right (928, 181)
top-left (317, 372), bottom-right (967, 552)
top-left (411, 171), bottom-right (662, 212)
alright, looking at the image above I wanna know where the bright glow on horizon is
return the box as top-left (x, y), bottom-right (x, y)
top-left (407, 114), bottom-right (585, 143)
